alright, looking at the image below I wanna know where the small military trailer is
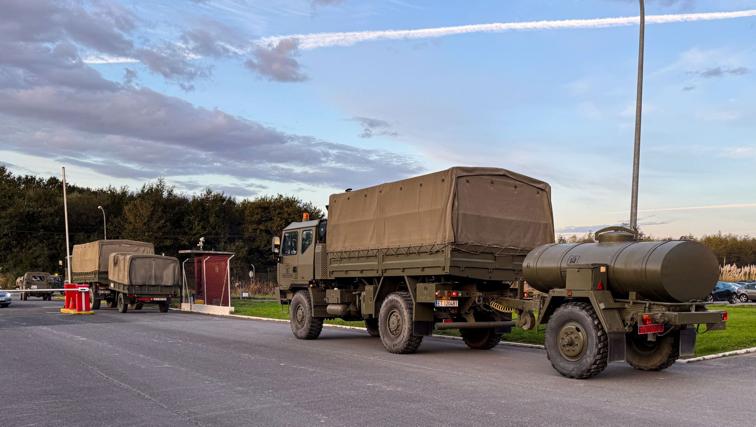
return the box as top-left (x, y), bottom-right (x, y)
top-left (17, 272), bottom-right (55, 300)
top-left (275, 167), bottom-right (727, 379)
top-left (107, 253), bottom-right (180, 313)
top-left (275, 167), bottom-right (555, 352)
top-left (71, 240), bottom-right (155, 309)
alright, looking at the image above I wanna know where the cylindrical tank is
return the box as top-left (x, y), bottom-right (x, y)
top-left (523, 227), bottom-right (719, 302)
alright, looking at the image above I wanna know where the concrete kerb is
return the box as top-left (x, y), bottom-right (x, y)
top-left (173, 309), bottom-right (546, 350)
top-left (174, 309), bottom-right (756, 359)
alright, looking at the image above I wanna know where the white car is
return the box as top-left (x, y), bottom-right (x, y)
top-left (0, 291), bottom-right (12, 308)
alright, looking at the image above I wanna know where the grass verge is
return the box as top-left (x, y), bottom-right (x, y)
top-left (232, 300), bottom-right (754, 356)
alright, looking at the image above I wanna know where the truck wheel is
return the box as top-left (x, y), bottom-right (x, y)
top-left (289, 291), bottom-right (323, 339)
top-left (461, 328), bottom-right (502, 350)
top-left (625, 331), bottom-right (679, 371)
top-left (91, 297), bottom-right (101, 310)
top-left (365, 318), bottom-right (380, 337)
top-left (545, 302), bottom-right (608, 379)
top-left (158, 302), bottom-right (169, 313)
top-left (378, 292), bottom-right (423, 354)
top-left (117, 293), bottom-right (128, 313)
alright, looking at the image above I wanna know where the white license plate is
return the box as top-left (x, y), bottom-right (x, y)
top-left (435, 299), bottom-right (458, 307)
top-left (151, 298), bottom-right (167, 301)
top-left (31, 285), bottom-right (38, 289)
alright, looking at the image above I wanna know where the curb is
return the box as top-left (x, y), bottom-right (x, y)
top-left (177, 309), bottom-right (546, 350)
top-left (679, 346), bottom-right (756, 363)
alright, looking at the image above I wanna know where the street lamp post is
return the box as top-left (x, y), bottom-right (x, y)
top-left (97, 205), bottom-right (107, 240)
top-left (629, 0), bottom-right (645, 232)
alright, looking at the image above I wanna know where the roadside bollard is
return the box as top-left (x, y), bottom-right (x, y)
top-left (60, 283), bottom-right (94, 315)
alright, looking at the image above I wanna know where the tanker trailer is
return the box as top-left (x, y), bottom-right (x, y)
top-left (496, 226), bottom-right (727, 379)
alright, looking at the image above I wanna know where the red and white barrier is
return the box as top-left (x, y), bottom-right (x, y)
top-left (60, 283), bottom-right (94, 315)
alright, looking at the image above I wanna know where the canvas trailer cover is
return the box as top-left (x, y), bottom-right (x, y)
top-left (108, 253), bottom-right (180, 287)
top-left (326, 167), bottom-right (555, 254)
top-left (72, 240), bottom-right (154, 282)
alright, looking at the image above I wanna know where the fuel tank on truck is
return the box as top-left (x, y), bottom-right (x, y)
top-left (523, 227), bottom-right (719, 302)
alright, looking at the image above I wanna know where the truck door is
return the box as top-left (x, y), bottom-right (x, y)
top-left (277, 230), bottom-right (299, 290)
top-left (297, 227), bottom-right (316, 282)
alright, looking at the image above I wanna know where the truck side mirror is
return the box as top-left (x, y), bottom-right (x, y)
top-left (272, 236), bottom-right (281, 254)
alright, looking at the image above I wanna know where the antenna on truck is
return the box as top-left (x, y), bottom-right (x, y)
top-left (629, 0), bottom-right (645, 232)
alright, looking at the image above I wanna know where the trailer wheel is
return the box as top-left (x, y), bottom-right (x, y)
top-left (545, 301), bottom-right (608, 379)
top-left (378, 292), bottom-right (423, 354)
top-left (365, 318), bottom-right (380, 337)
top-left (289, 291), bottom-right (323, 339)
top-left (158, 301), bottom-right (169, 313)
top-left (625, 331), bottom-right (679, 371)
top-left (117, 293), bottom-right (128, 313)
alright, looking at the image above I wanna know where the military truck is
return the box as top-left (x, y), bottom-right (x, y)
top-left (275, 167), bottom-right (727, 379)
top-left (71, 240), bottom-right (155, 309)
top-left (16, 272), bottom-right (54, 300)
top-left (107, 253), bottom-right (180, 313)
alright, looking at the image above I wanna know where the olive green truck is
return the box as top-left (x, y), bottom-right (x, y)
top-left (275, 167), bottom-right (726, 379)
top-left (71, 240), bottom-right (179, 313)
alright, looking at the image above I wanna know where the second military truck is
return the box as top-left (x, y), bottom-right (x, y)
top-left (275, 167), bottom-right (726, 379)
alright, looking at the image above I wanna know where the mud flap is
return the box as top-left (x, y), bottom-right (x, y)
top-left (413, 321), bottom-right (434, 336)
top-left (679, 327), bottom-right (696, 358)
top-left (608, 332), bottom-right (626, 362)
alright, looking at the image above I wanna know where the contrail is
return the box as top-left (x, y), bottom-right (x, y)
top-left (261, 9), bottom-right (756, 49)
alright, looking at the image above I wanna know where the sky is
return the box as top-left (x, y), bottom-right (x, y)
top-left (1, 0), bottom-right (755, 238)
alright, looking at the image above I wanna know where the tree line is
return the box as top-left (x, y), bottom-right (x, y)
top-left (0, 167), bottom-right (321, 287)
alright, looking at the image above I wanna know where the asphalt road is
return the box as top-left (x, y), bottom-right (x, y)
top-left (1, 300), bottom-right (754, 427)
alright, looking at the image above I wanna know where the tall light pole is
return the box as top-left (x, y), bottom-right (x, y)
top-left (97, 205), bottom-right (107, 240)
top-left (629, 0), bottom-right (645, 231)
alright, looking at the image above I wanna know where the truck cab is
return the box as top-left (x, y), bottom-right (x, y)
top-left (275, 218), bottom-right (327, 298)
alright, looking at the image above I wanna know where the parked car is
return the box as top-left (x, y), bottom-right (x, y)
top-left (0, 291), bottom-right (12, 307)
top-left (707, 281), bottom-right (743, 304)
top-left (735, 282), bottom-right (756, 303)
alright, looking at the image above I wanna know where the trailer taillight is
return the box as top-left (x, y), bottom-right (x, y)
top-left (451, 291), bottom-right (460, 298)
top-left (722, 311), bottom-right (728, 321)
top-left (641, 314), bottom-right (653, 325)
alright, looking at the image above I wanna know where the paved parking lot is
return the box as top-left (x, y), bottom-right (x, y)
top-left (1, 300), bottom-right (755, 426)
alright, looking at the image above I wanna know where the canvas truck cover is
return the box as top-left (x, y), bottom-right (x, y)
top-left (72, 240), bottom-right (155, 273)
top-left (326, 167), bottom-right (555, 252)
top-left (108, 253), bottom-right (179, 286)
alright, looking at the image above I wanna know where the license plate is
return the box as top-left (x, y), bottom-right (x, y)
top-left (435, 299), bottom-right (458, 307)
top-left (638, 324), bottom-right (665, 334)
top-left (31, 285), bottom-right (38, 289)
top-left (151, 298), bottom-right (167, 301)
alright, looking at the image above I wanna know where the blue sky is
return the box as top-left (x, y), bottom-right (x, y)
top-left (1, 0), bottom-right (755, 237)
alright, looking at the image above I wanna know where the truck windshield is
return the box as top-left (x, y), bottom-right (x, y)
top-left (282, 231), bottom-right (298, 256)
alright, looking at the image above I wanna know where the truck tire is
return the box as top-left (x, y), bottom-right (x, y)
top-left (545, 301), bottom-right (608, 379)
top-left (117, 293), bottom-right (128, 313)
top-left (378, 292), bottom-right (423, 354)
top-left (158, 302), bottom-right (169, 313)
top-left (91, 297), bottom-right (101, 310)
top-left (365, 318), bottom-right (380, 337)
top-left (289, 291), bottom-right (323, 339)
top-left (625, 331), bottom-right (679, 371)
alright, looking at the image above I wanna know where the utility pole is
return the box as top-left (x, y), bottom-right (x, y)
top-left (62, 167), bottom-right (72, 284)
top-left (97, 205), bottom-right (107, 240)
top-left (629, 0), bottom-right (645, 231)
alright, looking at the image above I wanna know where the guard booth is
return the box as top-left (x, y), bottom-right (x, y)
top-left (178, 250), bottom-right (235, 315)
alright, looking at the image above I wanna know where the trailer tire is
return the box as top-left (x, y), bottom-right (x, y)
top-left (117, 293), bottom-right (128, 313)
top-left (545, 301), bottom-right (608, 379)
top-left (289, 291), bottom-right (323, 339)
top-left (158, 301), bottom-right (169, 313)
top-left (365, 318), bottom-right (380, 337)
top-left (625, 331), bottom-right (679, 371)
top-left (378, 292), bottom-right (423, 354)
top-left (461, 311), bottom-right (504, 350)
